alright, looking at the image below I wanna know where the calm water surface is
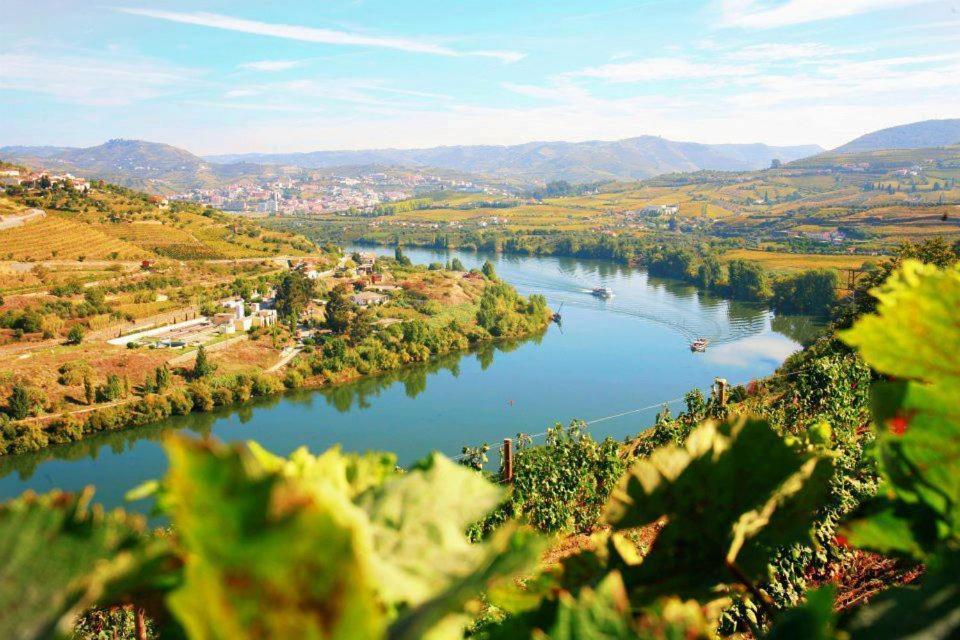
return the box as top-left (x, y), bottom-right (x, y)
top-left (0, 247), bottom-right (819, 510)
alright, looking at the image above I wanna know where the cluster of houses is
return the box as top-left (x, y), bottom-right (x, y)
top-left (639, 204), bottom-right (680, 216)
top-left (213, 298), bottom-right (278, 334)
top-left (0, 170), bottom-right (90, 192)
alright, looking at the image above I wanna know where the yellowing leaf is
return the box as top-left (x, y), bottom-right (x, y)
top-left (164, 437), bottom-right (384, 640)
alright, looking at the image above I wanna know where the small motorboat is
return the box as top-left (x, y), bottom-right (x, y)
top-left (690, 337), bottom-right (708, 352)
top-left (591, 286), bottom-right (614, 299)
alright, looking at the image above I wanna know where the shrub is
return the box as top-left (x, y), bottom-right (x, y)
top-left (168, 388), bottom-right (194, 416)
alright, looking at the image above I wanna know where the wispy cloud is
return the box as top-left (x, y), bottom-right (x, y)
top-left (117, 8), bottom-right (524, 62)
top-left (238, 59), bottom-right (302, 72)
top-left (565, 57), bottom-right (744, 83)
top-left (0, 51), bottom-right (198, 106)
top-left (718, 0), bottom-right (936, 29)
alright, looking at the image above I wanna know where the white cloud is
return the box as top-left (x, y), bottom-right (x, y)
top-left (238, 60), bottom-right (302, 72)
top-left (725, 42), bottom-right (868, 62)
top-left (565, 57), bottom-right (745, 83)
top-left (718, 0), bottom-right (937, 29)
top-left (117, 8), bottom-right (524, 62)
top-left (0, 52), bottom-right (198, 106)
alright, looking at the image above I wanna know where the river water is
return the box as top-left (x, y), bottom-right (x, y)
top-left (0, 247), bottom-right (818, 510)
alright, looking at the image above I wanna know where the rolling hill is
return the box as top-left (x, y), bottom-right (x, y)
top-left (0, 177), bottom-right (319, 261)
top-left (0, 139), bottom-right (271, 195)
top-left (833, 118), bottom-right (960, 154)
top-left (207, 136), bottom-right (823, 182)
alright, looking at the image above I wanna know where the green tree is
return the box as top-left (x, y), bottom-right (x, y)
top-left (154, 365), bottom-right (172, 391)
top-left (192, 345), bottom-right (216, 379)
top-left (481, 260), bottom-right (498, 280)
top-left (275, 271), bottom-right (315, 328)
top-left (7, 383), bottom-right (35, 420)
top-left (695, 255), bottom-right (723, 290)
top-left (66, 324), bottom-right (84, 345)
top-left (450, 258), bottom-right (465, 271)
top-left (394, 246), bottom-right (412, 266)
top-left (771, 269), bottom-right (838, 316)
top-left (324, 286), bottom-right (356, 335)
top-left (83, 375), bottom-right (95, 406)
top-left (727, 259), bottom-right (770, 301)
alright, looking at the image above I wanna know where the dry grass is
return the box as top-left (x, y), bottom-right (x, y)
top-left (722, 249), bottom-right (875, 272)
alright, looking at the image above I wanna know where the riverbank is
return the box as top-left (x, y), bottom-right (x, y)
top-left (276, 220), bottom-right (856, 317)
top-left (0, 246), bottom-right (806, 509)
top-left (0, 265), bottom-right (552, 456)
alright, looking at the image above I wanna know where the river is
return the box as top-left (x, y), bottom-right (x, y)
top-left (0, 247), bottom-right (819, 510)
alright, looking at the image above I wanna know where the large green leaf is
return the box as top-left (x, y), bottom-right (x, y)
top-left (359, 453), bottom-right (506, 607)
top-left (357, 453), bottom-right (544, 639)
top-left (388, 526), bottom-right (544, 640)
top-left (840, 260), bottom-right (960, 384)
top-left (0, 488), bottom-right (171, 640)
top-left (163, 437), bottom-right (384, 640)
top-left (841, 261), bottom-right (960, 547)
top-left (247, 441), bottom-right (398, 499)
top-left (843, 493), bottom-right (940, 558)
top-left (605, 418), bottom-right (833, 602)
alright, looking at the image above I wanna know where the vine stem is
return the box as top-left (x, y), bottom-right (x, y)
top-left (725, 558), bottom-right (777, 620)
top-left (135, 607), bottom-right (147, 640)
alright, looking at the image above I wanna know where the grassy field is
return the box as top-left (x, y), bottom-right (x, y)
top-left (720, 249), bottom-right (874, 272)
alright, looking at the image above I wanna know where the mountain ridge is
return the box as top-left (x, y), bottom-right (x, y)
top-left (1, 136), bottom-right (823, 188)
top-left (832, 118), bottom-right (960, 154)
top-left (204, 135), bottom-right (824, 182)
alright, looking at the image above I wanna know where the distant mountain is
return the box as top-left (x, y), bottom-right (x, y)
top-left (206, 136), bottom-right (824, 183)
top-left (0, 139), bottom-right (268, 194)
top-left (833, 119), bottom-right (960, 154)
top-left (2, 136), bottom-right (824, 188)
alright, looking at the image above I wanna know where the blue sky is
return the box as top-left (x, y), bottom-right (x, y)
top-left (2, 0), bottom-right (959, 154)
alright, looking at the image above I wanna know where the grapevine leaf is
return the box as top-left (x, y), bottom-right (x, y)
top-left (163, 437), bottom-right (384, 640)
top-left (841, 262), bottom-right (960, 545)
top-left (843, 493), bottom-right (940, 558)
top-left (840, 260), bottom-right (960, 384)
top-left (546, 572), bottom-right (636, 640)
top-left (247, 441), bottom-right (397, 498)
top-left (359, 453), bottom-right (505, 606)
top-left (605, 418), bottom-right (832, 602)
top-left (844, 548), bottom-right (960, 640)
top-left (765, 585), bottom-right (838, 640)
top-left (0, 488), bottom-right (172, 640)
top-left (867, 380), bottom-right (960, 542)
top-left (480, 572), bottom-right (636, 640)
top-left (388, 526), bottom-right (545, 640)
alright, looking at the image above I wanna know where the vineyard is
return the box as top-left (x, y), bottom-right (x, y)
top-left (0, 181), bottom-right (319, 263)
top-left (0, 215), bottom-right (149, 261)
top-left (0, 249), bottom-right (957, 638)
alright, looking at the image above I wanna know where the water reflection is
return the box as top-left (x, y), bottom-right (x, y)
top-left (0, 335), bottom-right (538, 482)
top-left (0, 246), bottom-right (819, 510)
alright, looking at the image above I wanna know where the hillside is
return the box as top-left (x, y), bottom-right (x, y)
top-left (833, 118), bottom-right (960, 153)
top-left (0, 140), bottom-right (273, 195)
top-left (280, 144), bottom-right (960, 255)
top-left (207, 136), bottom-right (823, 182)
top-left (0, 178), bottom-right (318, 262)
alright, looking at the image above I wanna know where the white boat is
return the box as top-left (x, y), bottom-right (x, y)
top-left (591, 286), bottom-right (614, 299)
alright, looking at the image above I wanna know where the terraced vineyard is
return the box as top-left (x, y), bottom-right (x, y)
top-left (0, 214), bottom-right (149, 261)
top-left (0, 180), bottom-right (319, 262)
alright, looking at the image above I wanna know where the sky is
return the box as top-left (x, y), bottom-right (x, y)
top-left (2, 0), bottom-right (959, 154)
